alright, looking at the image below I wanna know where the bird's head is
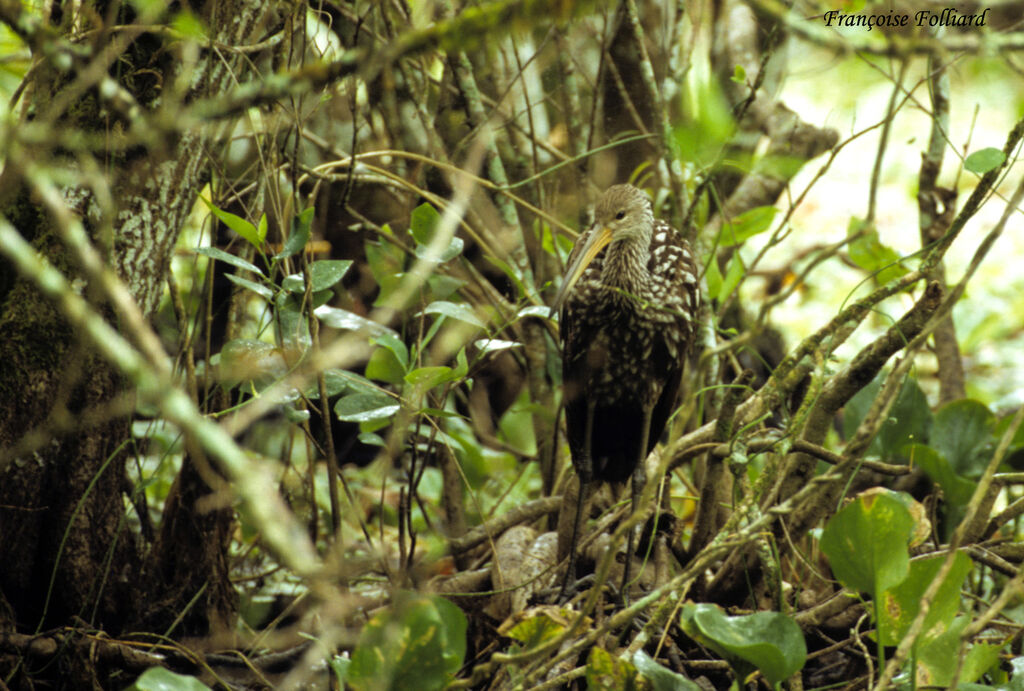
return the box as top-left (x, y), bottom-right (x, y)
top-left (551, 185), bottom-right (653, 314)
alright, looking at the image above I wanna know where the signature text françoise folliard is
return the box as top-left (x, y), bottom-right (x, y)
top-left (822, 7), bottom-right (989, 30)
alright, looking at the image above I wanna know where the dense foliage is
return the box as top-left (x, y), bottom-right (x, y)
top-left (2, 0), bottom-right (1024, 689)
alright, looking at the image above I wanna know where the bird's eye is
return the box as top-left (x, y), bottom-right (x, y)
top-left (615, 210), bottom-right (626, 220)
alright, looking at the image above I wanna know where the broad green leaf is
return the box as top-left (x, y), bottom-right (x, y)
top-left (474, 338), bottom-right (521, 354)
top-left (819, 489), bottom-right (913, 597)
top-left (404, 366), bottom-right (455, 391)
top-left (348, 592), bottom-right (466, 691)
top-left (194, 246), bottom-right (263, 275)
top-left (410, 203), bottom-right (463, 261)
top-left (303, 369), bottom-right (357, 399)
top-left (276, 207), bottom-right (314, 259)
top-left (415, 236), bottom-right (464, 262)
top-left (717, 252), bottom-right (745, 301)
top-left (421, 301), bottom-right (485, 328)
top-left (931, 400), bottom-right (994, 477)
top-left (586, 647), bottom-right (640, 691)
top-left (329, 655), bottom-right (350, 685)
top-left (410, 202), bottom-right (441, 245)
top-left (315, 305), bottom-right (398, 338)
top-left (334, 392), bottom-right (399, 423)
top-left (201, 197), bottom-right (262, 248)
top-left (719, 206), bottom-right (777, 247)
top-left (844, 375), bottom-right (931, 459)
top-left (705, 255), bottom-right (723, 301)
top-left (730, 64), bottom-right (747, 84)
top-left (906, 443), bottom-right (976, 507)
top-left (366, 348), bottom-right (406, 384)
top-left (680, 604), bottom-right (806, 685)
top-left (847, 217), bottom-right (907, 284)
top-left (128, 667), bottom-right (213, 691)
top-left (375, 332), bottom-right (409, 369)
top-left (915, 617), bottom-right (1003, 687)
top-left (632, 650), bottom-right (702, 691)
top-left (878, 552), bottom-right (972, 646)
top-left (224, 273), bottom-right (273, 299)
top-left (964, 147), bottom-right (1006, 175)
top-left (365, 237), bottom-right (405, 286)
top-left (282, 259), bottom-right (352, 293)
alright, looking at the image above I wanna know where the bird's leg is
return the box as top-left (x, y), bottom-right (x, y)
top-left (622, 402), bottom-right (654, 601)
top-left (558, 400), bottom-right (596, 602)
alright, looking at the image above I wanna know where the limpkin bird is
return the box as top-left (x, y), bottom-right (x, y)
top-left (551, 184), bottom-right (701, 595)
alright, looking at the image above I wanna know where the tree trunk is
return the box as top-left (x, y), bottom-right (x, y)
top-left (0, 0), bottom-right (276, 644)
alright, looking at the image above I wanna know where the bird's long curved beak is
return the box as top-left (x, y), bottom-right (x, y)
top-left (550, 225), bottom-right (614, 318)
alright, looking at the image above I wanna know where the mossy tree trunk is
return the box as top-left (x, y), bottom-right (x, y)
top-left (0, 0), bottom-right (277, 644)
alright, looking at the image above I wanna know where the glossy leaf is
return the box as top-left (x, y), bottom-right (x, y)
top-left (632, 650), bottom-right (702, 691)
top-left (931, 400), bottom-right (994, 477)
top-left (404, 366), bottom-right (455, 391)
top-left (334, 392), bottom-right (399, 423)
top-left (315, 305), bottom-right (398, 338)
top-left (194, 246), bottom-right (263, 275)
top-left (282, 259), bottom-right (352, 293)
top-left (820, 489), bottom-right (913, 597)
top-left (680, 603), bottom-right (807, 685)
top-left (719, 206), bottom-right (776, 247)
top-left (348, 592), bottom-right (466, 691)
top-left (201, 197), bottom-right (263, 247)
top-left (844, 375), bottom-right (931, 459)
top-left (847, 217), bottom-right (907, 284)
top-left (964, 147), bottom-right (1006, 175)
top-left (276, 207), bottom-right (314, 259)
top-left (420, 301), bottom-right (484, 328)
top-left (366, 347), bottom-right (406, 384)
top-left (224, 273), bottom-right (273, 300)
top-left (878, 551), bottom-right (972, 646)
top-left (907, 443), bottom-right (976, 507)
top-left (915, 617), bottom-right (1003, 687)
top-left (127, 667), bottom-right (213, 691)
top-left (474, 338), bottom-right (521, 354)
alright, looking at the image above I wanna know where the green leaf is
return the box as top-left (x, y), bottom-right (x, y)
top-left (719, 206), bottom-right (776, 247)
top-left (127, 667), bottom-right (213, 691)
top-left (201, 197), bottom-right (263, 248)
top-left (282, 259), bottom-right (353, 293)
top-left (847, 217), bottom-right (907, 284)
top-left (586, 647), bottom-right (640, 691)
top-left (915, 617), bottom-right (1003, 687)
top-left (964, 147), bottom-right (1006, 175)
top-left (420, 301), bottom-right (485, 328)
top-left (632, 650), bottom-right (702, 691)
top-left (844, 375), bottom-right (932, 459)
top-left (410, 203), bottom-right (442, 246)
top-left (304, 369), bottom-right (360, 399)
top-left (680, 604), bottom-right (807, 685)
top-left (276, 207), bottom-right (314, 259)
top-left (194, 246), bottom-right (264, 275)
top-left (907, 443), bottom-right (977, 507)
top-left (404, 366), bottom-right (455, 391)
top-left (877, 552), bottom-right (973, 646)
top-left (334, 392), bottom-right (400, 423)
top-left (819, 489), bottom-right (913, 597)
top-left (348, 592), bottom-right (466, 691)
top-left (315, 305), bottom-right (398, 338)
top-left (502, 610), bottom-right (567, 648)
top-left (717, 252), bottom-right (745, 301)
top-left (705, 255), bottom-right (723, 301)
top-left (224, 273), bottom-right (273, 300)
top-left (730, 64), bottom-right (747, 84)
top-left (931, 399), bottom-right (994, 477)
top-left (474, 338), bottom-right (521, 354)
top-left (415, 236), bottom-right (464, 262)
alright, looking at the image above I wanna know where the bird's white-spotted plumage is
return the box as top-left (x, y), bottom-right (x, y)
top-left (558, 184), bottom-right (700, 482)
